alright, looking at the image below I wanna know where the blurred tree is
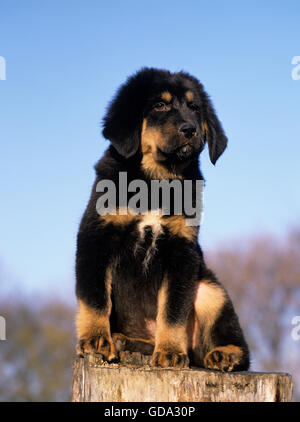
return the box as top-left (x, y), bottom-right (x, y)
top-left (206, 227), bottom-right (300, 400)
top-left (0, 297), bottom-right (76, 401)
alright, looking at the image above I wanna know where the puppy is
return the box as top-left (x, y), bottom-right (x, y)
top-left (75, 68), bottom-right (250, 371)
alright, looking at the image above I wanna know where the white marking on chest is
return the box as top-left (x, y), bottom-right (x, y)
top-left (138, 214), bottom-right (163, 239)
top-left (136, 214), bottom-right (163, 269)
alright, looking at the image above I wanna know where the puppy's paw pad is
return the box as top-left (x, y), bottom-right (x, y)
top-left (204, 345), bottom-right (243, 372)
top-left (151, 350), bottom-right (189, 368)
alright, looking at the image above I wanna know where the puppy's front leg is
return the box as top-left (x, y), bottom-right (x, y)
top-left (151, 276), bottom-right (195, 369)
top-left (75, 229), bottom-right (116, 361)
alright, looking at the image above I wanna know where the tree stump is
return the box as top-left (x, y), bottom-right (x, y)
top-left (72, 352), bottom-right (293, 402)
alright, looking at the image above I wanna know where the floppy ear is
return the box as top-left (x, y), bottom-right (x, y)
top-left (178, 72), bottom-right (228, 164)
top-left (201, 94), bottom-right (228, 165)
top-left (102, 75), bottom-right (144, 158)
top-left (103, 68), bottom-right (170, 158)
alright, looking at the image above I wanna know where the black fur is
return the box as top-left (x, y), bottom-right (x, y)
top-left (76, 68), bottom-right (249, 371)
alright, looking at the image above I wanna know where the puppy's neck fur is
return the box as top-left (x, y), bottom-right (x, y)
top-left (141, 153), bottom-right (187, 180)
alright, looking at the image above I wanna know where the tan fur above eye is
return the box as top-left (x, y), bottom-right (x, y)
top-left (185, 90), bottom-right (194, 102)
top-left (161, 91), bottom-right (172, 102)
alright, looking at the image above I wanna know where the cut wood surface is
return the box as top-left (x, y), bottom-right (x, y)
top-left (72, 352), bottom-right (293, 402)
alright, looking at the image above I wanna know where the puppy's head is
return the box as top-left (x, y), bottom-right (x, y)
top-left (102, 68), bottom-right (227, 165)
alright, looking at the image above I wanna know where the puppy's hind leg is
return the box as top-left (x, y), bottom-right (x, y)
top-left (190, 276), bottom-right (250, 372)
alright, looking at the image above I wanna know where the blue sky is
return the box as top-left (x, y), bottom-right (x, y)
top-left (0, 0), bottom-right (299, 296)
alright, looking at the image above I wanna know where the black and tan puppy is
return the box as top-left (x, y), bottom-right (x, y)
top-left (75, 68), bottom-right (250, 371)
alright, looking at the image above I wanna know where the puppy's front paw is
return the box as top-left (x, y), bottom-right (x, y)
top-left (204, 345), bottom-right (243, 372)
top-left (77, 333), bottom-right (117, 361)
top-left (151, 349), bottom-right (189, 368)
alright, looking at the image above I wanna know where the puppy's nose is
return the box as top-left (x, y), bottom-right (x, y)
top-left (179, 123), bottom-right (196, 138)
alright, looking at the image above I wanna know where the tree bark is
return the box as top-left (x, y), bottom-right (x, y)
top-left (72, 352), bottom-right (293, 402)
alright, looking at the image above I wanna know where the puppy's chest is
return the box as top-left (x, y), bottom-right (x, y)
top-left (134, 214), bottom-right (164, 268)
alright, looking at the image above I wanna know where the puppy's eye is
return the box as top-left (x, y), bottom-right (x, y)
top-left (153, 102), bottom-right (170, 111)
top-left (188, 102), bottom-right (200, 112)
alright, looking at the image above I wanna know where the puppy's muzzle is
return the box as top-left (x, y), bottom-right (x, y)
top-left (156, 141), bottom-right (195, 163)
top-left (179, 123), bottom-right (197, 139)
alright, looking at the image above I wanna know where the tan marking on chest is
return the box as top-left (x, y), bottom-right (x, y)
top-left (100, 207), bottom-right (197, 242)
top-left (99, 206), bottom-right (141, 226)
top-left (163, 215), bottom-right (198, 241)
